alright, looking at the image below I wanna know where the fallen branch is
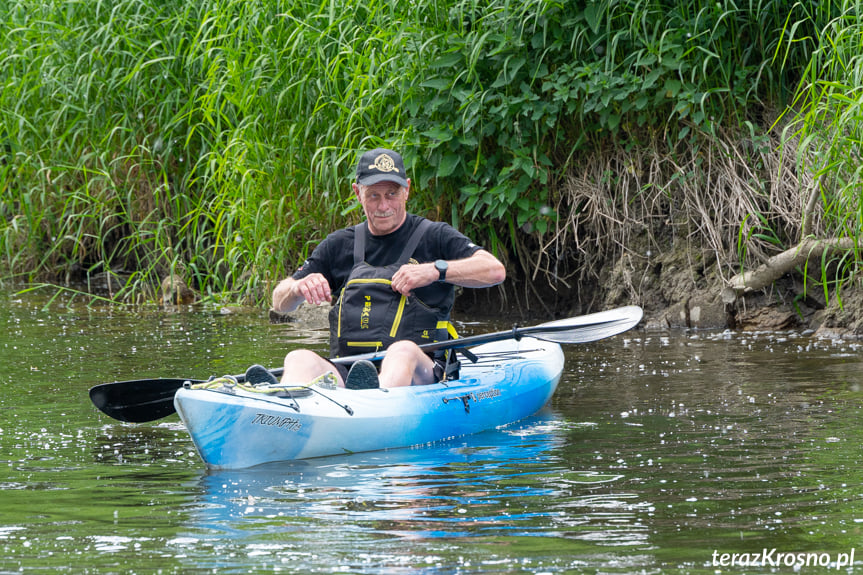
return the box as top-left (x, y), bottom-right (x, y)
top-left (722, 237), bottom-right (859, 303)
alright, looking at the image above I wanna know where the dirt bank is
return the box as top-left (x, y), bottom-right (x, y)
top-left (600, 232), bottom-right (863, 338)
top-left (451, 227), bottom-right (863, 339)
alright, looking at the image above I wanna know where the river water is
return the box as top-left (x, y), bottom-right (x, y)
top-left (1, 289), bottom-right (861, 574)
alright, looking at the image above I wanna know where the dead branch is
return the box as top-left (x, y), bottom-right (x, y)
top-left (722, 236), bottom-right (858, 302)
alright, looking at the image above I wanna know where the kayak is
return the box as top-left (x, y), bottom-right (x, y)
top-left (173, 336), bottom-right (565, 469)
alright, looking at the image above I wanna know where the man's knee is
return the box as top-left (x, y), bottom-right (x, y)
top-left (285, 349), bottom-right (322, 364)
top-left (386, 340), bottom-right (422, 358)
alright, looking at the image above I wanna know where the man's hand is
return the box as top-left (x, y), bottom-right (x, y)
top-left (390, 263), bottom-right (437, 296)
top-left (273, 274), bottom-right (332, 311)
top-left (295, 273), bottom-right (332, 305)
top-left (389, 250), bottom-right (506, 296)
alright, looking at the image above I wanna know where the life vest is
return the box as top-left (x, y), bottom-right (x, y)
top-left (328, 219), bottom-right (456, 358)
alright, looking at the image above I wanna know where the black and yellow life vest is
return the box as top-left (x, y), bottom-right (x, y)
top-left (328, 219), bottom-right (456, 358)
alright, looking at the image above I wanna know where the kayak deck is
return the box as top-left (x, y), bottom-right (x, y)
top-left (174, 337), bottom-right (565, 469)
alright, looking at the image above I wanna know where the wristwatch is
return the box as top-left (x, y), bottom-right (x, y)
top-left (434, 259), bottom-right (448, 282)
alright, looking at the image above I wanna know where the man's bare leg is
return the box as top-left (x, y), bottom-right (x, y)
top-left (280, 349), bottom-right (346, 387)
top-left (378, 340), bottom-right (435, 388)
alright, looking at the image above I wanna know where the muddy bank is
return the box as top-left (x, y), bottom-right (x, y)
top-left (68, 234), bottom-right (863, 340)
top-left (600, 233), bottom-right (863, 338)
top-left (450, 228), bottom-right (863, 339)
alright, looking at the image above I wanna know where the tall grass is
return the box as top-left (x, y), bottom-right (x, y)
top-left (0, 0), bottom-right (856, 307)
top-left (774, 0), bottom-right (863, 298)
top-left (1, 0), bottom-right (435, 303)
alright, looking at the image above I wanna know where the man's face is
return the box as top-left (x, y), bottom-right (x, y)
top-left (353, 179), bottom-right (410, 236)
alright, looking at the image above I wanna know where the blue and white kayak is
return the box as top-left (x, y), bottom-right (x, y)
top-left (174, 337), bottom-right (565, 469)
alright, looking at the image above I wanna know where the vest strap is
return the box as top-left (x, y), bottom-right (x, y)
top-left (353, 219), bottom-right (432, 265)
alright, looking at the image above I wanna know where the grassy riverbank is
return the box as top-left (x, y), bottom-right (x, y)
top-left (1, 0), bottom-right (860, 310)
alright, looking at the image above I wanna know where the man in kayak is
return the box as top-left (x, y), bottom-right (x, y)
top-left (263, 147), bottom-right (506, 390)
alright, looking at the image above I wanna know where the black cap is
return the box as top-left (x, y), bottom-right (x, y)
top-left (355, 148), bottom-right (408, 187)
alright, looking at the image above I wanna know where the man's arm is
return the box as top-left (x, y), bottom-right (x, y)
top-left (390, 249), bottom-right (505, 296)
top-left (440, 249), bottom-right (506, 287)
top-left (272, 273), bottom-right (332, 312)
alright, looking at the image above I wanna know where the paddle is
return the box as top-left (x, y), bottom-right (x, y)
top-left (89, 305), bottom-right (642, 423)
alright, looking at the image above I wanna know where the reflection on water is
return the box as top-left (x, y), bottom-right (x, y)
top-left (1, 291), bottom-right (861, 573)
top-left (174, 414), bottom-right (651, 573)
top-left (195, 415), bottom-right (606, 534)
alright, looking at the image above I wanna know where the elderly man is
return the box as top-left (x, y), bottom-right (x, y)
top-left (265, 148), bottom-right (505, 389)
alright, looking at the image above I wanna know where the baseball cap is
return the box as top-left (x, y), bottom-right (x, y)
top-left (355, 148), bottom-right (408, 187)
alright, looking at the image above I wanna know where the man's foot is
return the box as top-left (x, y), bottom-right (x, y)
top-left (245, 364), bottom-right (280, 386)
top-left (345, 360), bottom-right (380, 389)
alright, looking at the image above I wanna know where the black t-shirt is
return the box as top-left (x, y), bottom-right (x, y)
top-left (292, 213), bottom-right (482, 310)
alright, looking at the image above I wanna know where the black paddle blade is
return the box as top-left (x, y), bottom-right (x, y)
top-left (88, 367), bottom-right (285, 424)
top-left (89, 378), bottom-right (194, 423)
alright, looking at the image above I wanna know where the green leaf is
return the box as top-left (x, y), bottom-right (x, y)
top-left (429, 52), bottom-right (463, 69)
top-left (584, 4), bottom-right (602, 34)
top-left (664, 79), bottom-right (682, 98)
top-left (420, 78), bottom-right (451, 91)
top-left (491, 56), bottom-right (527, 88)
top-left (423, 126), bottom-right (454, 142)
top-left (436, 154), bottom-right (460, 178)
top-left (464, 194), bottom-right (478, 214)
top-left (643, 69), bottom-right (661, 90)
top-left (495, 202), bottom-right (508, 219)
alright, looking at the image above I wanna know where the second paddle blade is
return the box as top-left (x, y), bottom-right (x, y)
top-left (533, 305), bottom-right (643, 343)
top-left (89, 378), bottom-right (195, 423)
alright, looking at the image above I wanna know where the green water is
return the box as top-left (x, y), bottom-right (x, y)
top-left (1, 291), bottom-right (861, 573)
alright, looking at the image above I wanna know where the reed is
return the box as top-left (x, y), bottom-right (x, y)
top-left (774, 0), bottom-right (863, 296)
top-left (0, 0), bottom-right (857, 307)
top-left (1, 0), bottom-right (432, 303)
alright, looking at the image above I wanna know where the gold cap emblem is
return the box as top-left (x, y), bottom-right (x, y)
top-left (369, 154), bottom-right (400, 173)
